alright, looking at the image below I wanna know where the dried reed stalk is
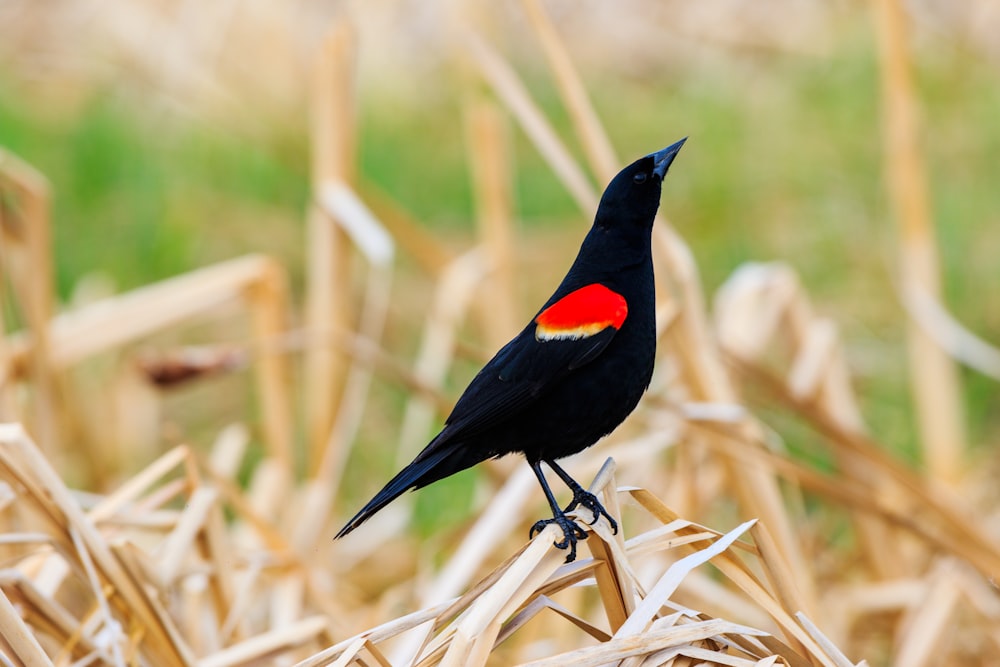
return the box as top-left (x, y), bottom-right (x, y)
top-left (461, 30), bottom-right (598, 216)
top-left (0, 584), bottom-right (53, 667)
top-left (873, 0), bottom-right (966, 483)
top-left (246, 258), bottom-right (294, 476)
top-left (0, 148), bottom-right (60, 452)
top-left (465, 98), bottom-right (520, 348)
top-left (7, 254), bottom-right (281, 370)
top-left (521, 0), bottom-right (619, 181)
top-left (306, 20), bottom-right (358, 474)
top-left (5, 253), bottom-right (294, 471)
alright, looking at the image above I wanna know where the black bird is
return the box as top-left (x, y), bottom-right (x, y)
top-left (336, 138), bottom-right (686, 561)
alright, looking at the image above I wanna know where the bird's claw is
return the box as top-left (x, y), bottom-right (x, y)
top-left (529, 513), bottom-right (588, 563)
top-left (565, 489), bottom-right (618, 534)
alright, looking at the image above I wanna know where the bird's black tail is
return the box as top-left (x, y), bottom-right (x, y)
top-left (334, 440), bottom-right (463, 539)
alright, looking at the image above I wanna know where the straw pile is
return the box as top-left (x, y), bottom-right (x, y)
top-left (0, 419), bottom-right (860, 666)
top-left (2, 1), bottom-right (999, 665)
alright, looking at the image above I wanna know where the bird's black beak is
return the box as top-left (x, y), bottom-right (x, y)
top-left (651, 137), bottom-right (687, 180)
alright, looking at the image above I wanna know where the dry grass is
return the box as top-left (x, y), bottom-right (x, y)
top-left (0, 425), bottom-right (857, 666)
top-left (2, 1), bottom-right (1000, 665)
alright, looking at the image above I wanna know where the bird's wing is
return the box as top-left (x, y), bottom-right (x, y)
top-left (444, 284), bottom-right (627, 438)
top-left (445, 326), bottom-right (619, 438)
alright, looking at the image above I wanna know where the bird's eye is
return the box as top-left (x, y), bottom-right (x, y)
top-left (633, 173), bottom-right (647, 184)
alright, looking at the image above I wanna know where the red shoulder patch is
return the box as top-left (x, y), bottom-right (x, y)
top-left (534, 284), bottom-right (628, 341)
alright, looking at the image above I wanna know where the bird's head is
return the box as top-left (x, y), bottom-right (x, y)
top-left (594, 137), bottom-right (686, 231)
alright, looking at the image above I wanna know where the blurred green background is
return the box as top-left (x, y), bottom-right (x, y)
top-left (0, 0), bottom-right (997, 475)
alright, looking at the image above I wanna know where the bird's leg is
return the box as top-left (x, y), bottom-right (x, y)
top-left (545, 459), bottom-right (618, 534)
top-left (528, 461), bottom-right (587, 563)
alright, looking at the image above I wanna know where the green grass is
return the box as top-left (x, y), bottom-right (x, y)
top-left (0, 91), bottom-right (310, 297)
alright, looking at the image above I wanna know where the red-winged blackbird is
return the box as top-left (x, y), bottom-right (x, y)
top-left (336, 138), bottom-right (686, 562)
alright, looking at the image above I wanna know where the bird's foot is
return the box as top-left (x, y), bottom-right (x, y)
top-left (529, 512), bottom-right (588, 563)
top-left (565, 489), bottom-right (618, 534)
